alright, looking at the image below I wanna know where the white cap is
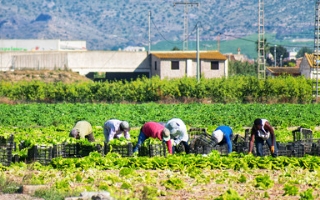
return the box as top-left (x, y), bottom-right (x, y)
top-left (212, 129), bottom-right (224, 143)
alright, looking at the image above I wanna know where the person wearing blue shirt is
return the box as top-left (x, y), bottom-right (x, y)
top-left (211, 126), bottom-right (233, 153)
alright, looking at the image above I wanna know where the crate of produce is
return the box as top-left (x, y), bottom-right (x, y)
top-left (138, 143), bottom-right (167, 157)
top-left (52, 144), bottom-right (64, 158)
top-left (287, 142), bottom-right (305, 157)
top-left (213, 143), bottom-right (228, 156)
top-left (189, 128), bottom-right (207, 151)
top-left (232, 134), bottom-right (246, 152)
top-left (62, 143), bottom-right (80, 158)
top-left (105, 142), bottom-right (133, 157)
top-left (192, 142), bottom-right (214, 155)
top-left (27, 145), bottom-right (53, 165)
top-left (78, 143), bottom-right (103, 157)
top-left (0, 146), bottom-right (13, 166)
top-left (292, 127), bottom-right (313, 143)
top-left (277, 142), bottom-right (291, 156)
top-left (0, 135), bottom-right (14, 166)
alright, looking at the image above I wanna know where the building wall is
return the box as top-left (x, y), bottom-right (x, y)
top-left (151, 56), bottom-right (161, 77)
top-left (299, 57), bottom-right (311, 78)
top-left (151, 57), bottom-right (227, 79)
top-left (158, 60), bottom-right (187, 79)
top-left (201, 60), bottom-right (226, 78)
top-left (0, 51), bottom-right (150, 75)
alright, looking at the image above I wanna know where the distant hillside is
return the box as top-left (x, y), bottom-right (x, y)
top-left (0, 0), bottom-right (315, 56)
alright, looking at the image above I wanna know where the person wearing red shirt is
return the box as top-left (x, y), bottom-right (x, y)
top-left (133, 122), bottom-right (172, 154)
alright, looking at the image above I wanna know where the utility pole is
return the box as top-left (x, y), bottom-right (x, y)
top-left (257, 0), bottom-right (265, 79)
top-left (314, 0), bottom-right (320, 102)
top-left (280, 55), bottom-right (283, 67)
top-left (174, 1), bottom-right (199, 51)
top-left (196, 24), bottom-right (200, 83)
top-left (274, 45), bottom-right (277, 67)
top-left (148, 11), bottom-right (151, 54)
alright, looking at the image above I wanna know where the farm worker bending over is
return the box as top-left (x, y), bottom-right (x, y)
top-left (133, 122), bottom-right (173, 154)
top-left (211, 126), bottom-right (233, 154)
top-left (165, 118), bottom-right (190, 154)
top-left (103, 119), bottom-right (130, 143)
top-left (69, 120), bottom-right (95, 142)
top-left (248, 118), bottom-right (278, 157)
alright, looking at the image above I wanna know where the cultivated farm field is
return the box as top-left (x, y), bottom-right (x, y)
top-left (0, 103), bottom-right (319, 199)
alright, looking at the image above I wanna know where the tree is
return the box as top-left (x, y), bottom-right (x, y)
top-left (268, 45), bottom-right (289, 66)
top-left (172, 46), bottom-right (180, 51)
top-left (296, 47), bottom-right (313, 58)
top-left (228, 60), bottom-right (257, 76)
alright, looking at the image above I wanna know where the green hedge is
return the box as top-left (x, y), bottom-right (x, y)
top-left (0, 76), bottom-right (313, 103)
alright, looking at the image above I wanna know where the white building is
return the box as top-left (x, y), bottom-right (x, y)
top-left (0, 39), bottom-right (86, 52)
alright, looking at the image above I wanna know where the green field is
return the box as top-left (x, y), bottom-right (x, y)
top-left (151, 33), bottom-right (314, 59)
top-left (0, 103), bottom-right (320, 199)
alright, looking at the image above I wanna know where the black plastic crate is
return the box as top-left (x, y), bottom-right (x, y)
top-left (79, 144), bottom-right (102, 157)
top-left (213, 143), bottom-right (228, 156)
top-left (189, 128), bottom-right (207, 151)
top-left (138, 143), bottom-right (166, 157)
top-left (193, 145), bottom-right (214, 155)
top-left (105, 142), bottom-right (133, 157)
top-left (0, 135), bottom-right (14, 166)
top-left (292, 128), bottom-right (313, 143)
top-left (0, 146), bottom-right (13, 166)
top-left (52, 144), bottom-right (64, 158)
top-left (27, 145), bottom-right (53, 165)
top-left (277, 142), bottom-right (291, 156)
top-left (62, 143), bottom-right (80, 158)
top-left (234, 141), bottom-right (250, 154)
top-left (0, 135), bottom-right (14, 147)
top-left (287, 142), bottom-right (305, 157)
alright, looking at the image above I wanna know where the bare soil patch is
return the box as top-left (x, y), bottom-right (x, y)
top-left (0, 70), bottom-right (92, 83)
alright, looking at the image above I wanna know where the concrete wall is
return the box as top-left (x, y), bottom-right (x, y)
top-left (159, 60), bottom-right (187, 79)
top-left (68, 51), bottom-right (149, 75)
top-left (0, 40), bottom-right (60, 51)
top-left (201, 60), bottom-right (226, 78)
top-left (151, 55), bottom-right (227, 79)
top-left (0, 51), bottom-right (150, 75)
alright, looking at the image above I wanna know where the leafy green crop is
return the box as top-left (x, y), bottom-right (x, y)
top-left (254, 175), bottom-right (274, 190)
top-left (283, 184), bottom-right (299, 196)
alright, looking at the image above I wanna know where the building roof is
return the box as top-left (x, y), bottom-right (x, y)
top-left (304, 53), bottom-right (320, 68)
top-left (152, 51), bottom-right (227, 60)
top-left (266, 67), bottom-right (301, 74)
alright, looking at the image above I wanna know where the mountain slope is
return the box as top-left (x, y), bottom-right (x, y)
top-left (0, 0), bottom-right (315, 52)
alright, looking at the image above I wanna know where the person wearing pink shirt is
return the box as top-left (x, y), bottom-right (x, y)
top-left (133, 122), bottom-right (172, 154)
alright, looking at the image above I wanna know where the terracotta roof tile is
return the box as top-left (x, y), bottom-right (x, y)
top-left (152, 51), bottom-right (227, 60)
top-left (266, 67), bottom-right (300, 74)
top-left (305, 53), bottom-right (320, 68)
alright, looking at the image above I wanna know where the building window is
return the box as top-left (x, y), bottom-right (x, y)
top-left (171, 61), bottom-right (179, 70)
top-left (155, 61), bottom-right (157, 70)
top-left (211, 61), bottom-right (219, 70)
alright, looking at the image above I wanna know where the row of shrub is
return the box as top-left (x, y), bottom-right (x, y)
top-left (0, 76), bottom-right (313, 103)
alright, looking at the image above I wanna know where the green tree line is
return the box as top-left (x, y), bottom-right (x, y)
top-left (0, 76), bottom-right (313, 103)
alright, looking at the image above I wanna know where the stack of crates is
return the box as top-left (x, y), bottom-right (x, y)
top-left (0, 135), bottom-right (14, 166)
top-left (105, 142), bottom-right (133, 157)
top-left (138, 143), bottom-right (167, 157)
top-left (213, 143), bottom-right (229, 156)
top-left (292, 127), bottom-right (313, 156)
top-left (277, 142), bottom-right (291, 156)
top-left (62, 143), bottom-right (80, 158)
top-left (188, 128), bottom-right (207, 153)
top-left (193, 133), bottom-right (215, 154)
top-left (287, 142), bottom-right (306, 157)
top-left (79, 143), bottom-right (103, 157)
top-left (27, 145), bottom-right (53, 165)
